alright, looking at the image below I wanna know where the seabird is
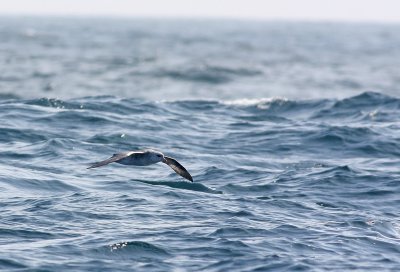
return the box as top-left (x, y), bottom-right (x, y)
top-left (87, 149), bottom-right (193, 182)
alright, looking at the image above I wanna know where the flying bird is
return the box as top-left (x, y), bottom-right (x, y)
top-left (87, 149), bottom-right (193, 182)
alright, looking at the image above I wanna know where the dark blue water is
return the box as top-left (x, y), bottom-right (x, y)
top-left (1, 17), bottom-right (400, 271)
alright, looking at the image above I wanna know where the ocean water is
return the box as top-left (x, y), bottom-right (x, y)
top-left (1, 17), bottom-right (400, 100)
top-left (1, 17), bottom-right (400, 271)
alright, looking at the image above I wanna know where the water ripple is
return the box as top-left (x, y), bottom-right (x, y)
top-left (1, 91), bottom-right (400, 270)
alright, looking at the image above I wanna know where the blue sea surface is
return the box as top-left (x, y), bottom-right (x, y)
top-left (0, 17), bottom-right (400, 271)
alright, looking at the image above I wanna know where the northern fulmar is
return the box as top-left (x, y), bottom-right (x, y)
top-left (87, 149), bottom-right (193, 182)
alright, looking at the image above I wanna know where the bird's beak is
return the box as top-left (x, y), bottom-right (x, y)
top-left (162, 158), bottom-right (167, 163)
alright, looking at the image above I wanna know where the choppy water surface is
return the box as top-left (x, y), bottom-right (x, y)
top-left (0, 92), bottom-right (399, 271)
top-left (1, 17), bottom-right (400, 271)
top-left (1, 17), bottom-right (400, 100)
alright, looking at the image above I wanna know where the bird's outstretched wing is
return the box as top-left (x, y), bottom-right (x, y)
top-left (87, 151), bottom-right (138, 169)
top-left (163, 156), bottom-right (193, 182)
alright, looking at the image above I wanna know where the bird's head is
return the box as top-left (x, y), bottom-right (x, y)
top-left (147, 150), bottom-right (165, 163)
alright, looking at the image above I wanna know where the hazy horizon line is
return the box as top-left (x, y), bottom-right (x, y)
top-left (1, 12), bottom-right (400, 25)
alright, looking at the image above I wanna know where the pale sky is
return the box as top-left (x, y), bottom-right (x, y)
top-left (1, 0), bottom-right (400, 22)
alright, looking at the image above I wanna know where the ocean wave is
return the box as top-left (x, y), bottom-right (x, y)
top-left (0, 91), bottom-right (399, 271)
top-left (136, 180), bottom-right (223, 194)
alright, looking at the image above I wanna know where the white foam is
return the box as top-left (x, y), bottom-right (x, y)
top-left (221, 97), bottom-right (288, 109)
